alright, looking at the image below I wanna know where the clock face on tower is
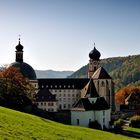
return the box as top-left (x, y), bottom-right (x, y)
top-left (93, 62), bottom-right (97, 65)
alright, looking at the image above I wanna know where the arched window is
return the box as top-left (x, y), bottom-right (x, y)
top-left (106, 80), bottom-right (109, 85)
top-left (94, 67), bottom-right (96, 71)
top-left (101, 81), bottom-right (105, 87)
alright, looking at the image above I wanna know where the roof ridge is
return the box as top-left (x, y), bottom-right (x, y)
top-left (92, 67), bottom-right (112, 79)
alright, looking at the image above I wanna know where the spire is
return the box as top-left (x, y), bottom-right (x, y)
top-left (18, 35), bottom-right (21, 45)
top-left (94, 42), bottom-right (95, 48)
top-left (15, 36), bottom-right (24, 62)
top-left (16, 35), bottom-right (23, 52)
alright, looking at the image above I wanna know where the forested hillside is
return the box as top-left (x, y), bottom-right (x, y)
top-left (68, 55), bottom-right (140, 92)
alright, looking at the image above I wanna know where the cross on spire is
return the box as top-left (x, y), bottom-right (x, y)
top-left (94, 42), bottom-right (96, 48)
top-left (18, 34), bottom-right (21, 44)
top-left (18, 34), bottom-right (21, 39)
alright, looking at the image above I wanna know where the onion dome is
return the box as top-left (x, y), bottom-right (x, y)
top-left (89, 43), bottom-right (101, 60)
top-left (16, 39), bottom-right (23, 51)
top-left (9, 62), bottom-right (37, 80)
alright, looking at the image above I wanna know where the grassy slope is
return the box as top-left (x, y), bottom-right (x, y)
top-left (0, 107), bottom-right (139, 140)
top-left (125, 127), bottom-right (140, 134)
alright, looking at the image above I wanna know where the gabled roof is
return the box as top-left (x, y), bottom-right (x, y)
top-left (72, 97), bottom-right (110, 111)
top-left (84, 79), bottom-right (99, 98)
top-left (92, 67), bottom-right (112, 79)
top-left (35, 88), bottom-right (56, 102)
top-left (72, 98), bottom-right (93, 111)
top-left (93, 97), bottom-right (110, 110)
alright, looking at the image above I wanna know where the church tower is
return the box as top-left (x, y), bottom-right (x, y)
top-left (15, 38), bottom-right (24, 62)
top-left (88, 43), bottom-right (101, 78)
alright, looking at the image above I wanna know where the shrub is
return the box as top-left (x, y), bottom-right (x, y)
top-left (114, 119), bottom-right (123, 132)
top-left (130, 115), bottom-right (140, 128)
top-left (89, 120), bottom-right (101, 130)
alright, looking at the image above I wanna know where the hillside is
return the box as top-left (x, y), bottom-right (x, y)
top-left (35, 70), bottom-right (73, 78)
top-left (0, 107), bottom-right (138, 140)
top-left (68, 54), bottom-right (140, 92)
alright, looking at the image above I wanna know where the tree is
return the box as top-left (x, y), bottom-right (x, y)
top-left (0, 67), bottom-right (35, 110)
top-left (115, 86), bottom-right (140, 105)
top-left (130, 115), bottom-right (140, 128)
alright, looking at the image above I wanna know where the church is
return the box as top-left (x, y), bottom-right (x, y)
top-left (36, 43), bottom-right (115, 112)
top-left (9, 39), bottom-right (115, 129)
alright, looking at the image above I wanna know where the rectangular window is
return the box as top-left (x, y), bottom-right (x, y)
top-left (103, 118), bottom-right (105, 124)
top-left (59, 104), bottom-right (62, 109)
top-left (63, 104), bottom-right (66, 108)
top-left (48, 108), bottom-right (54, 112)
top-left (76, 94), bottom-right (79, 97)
top-left (103, 111), bottom-right (105, 116)
top-left (77, 119), bottom-right (79, 125)
top-left (68, 104), bottom-right (71, 108)
top-left (48, 102), bottom-right (54, 106)
top-left (89, 119), bottom-right (91, 123)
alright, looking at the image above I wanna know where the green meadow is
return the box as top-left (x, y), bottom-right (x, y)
top-left (125, 127), bottom-right (140, 134)
top-left (0, 106), bottom-right (139, 140)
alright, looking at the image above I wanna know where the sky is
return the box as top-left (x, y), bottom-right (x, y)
top-left (0, 0), bottom-right (140, 71)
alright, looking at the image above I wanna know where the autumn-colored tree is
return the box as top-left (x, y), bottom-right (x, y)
top-left (115, 86), bottom-right (140, 104)
top-left (0, 67), bottom-right (35, 110)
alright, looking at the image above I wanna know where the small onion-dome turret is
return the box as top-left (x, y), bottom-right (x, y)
top-left (16, 40), bottom-right (23, 51)
top-left (89, 44), bottom-right (101, 60)
top-left (8, 38), bottom-right (37, 80)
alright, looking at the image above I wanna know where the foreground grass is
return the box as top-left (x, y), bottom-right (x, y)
top-left (0, 107), bottom-right (139, 140)
top-left (124, 127), bottom-right (140, 134)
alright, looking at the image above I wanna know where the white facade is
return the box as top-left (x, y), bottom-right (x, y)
top-left (71, 111), bottom-right (93, 127)
top-left (36, 101), bottom-right (57, 112)
top-left (50, 89), bottom-right (81, 110)
top-left (71, 109), bottom-right (111, 129)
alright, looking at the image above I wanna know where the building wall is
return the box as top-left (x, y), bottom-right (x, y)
top-left (50, 89), bottom-right (81, 110)
top-left (94, 109), bottom-right (111, 129)
top-left (71, 111), bottom-right (94, 127)
top-left (29, 80), bottom-right (39, 100)
top-left (93, 79), bottom-right (114, 109)
top-left (71, 109), bottom-right (111, 129)
top-left (36, 101), bottom-right (57, 112)
top-left (30, 80), bottom-right (39, 94)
